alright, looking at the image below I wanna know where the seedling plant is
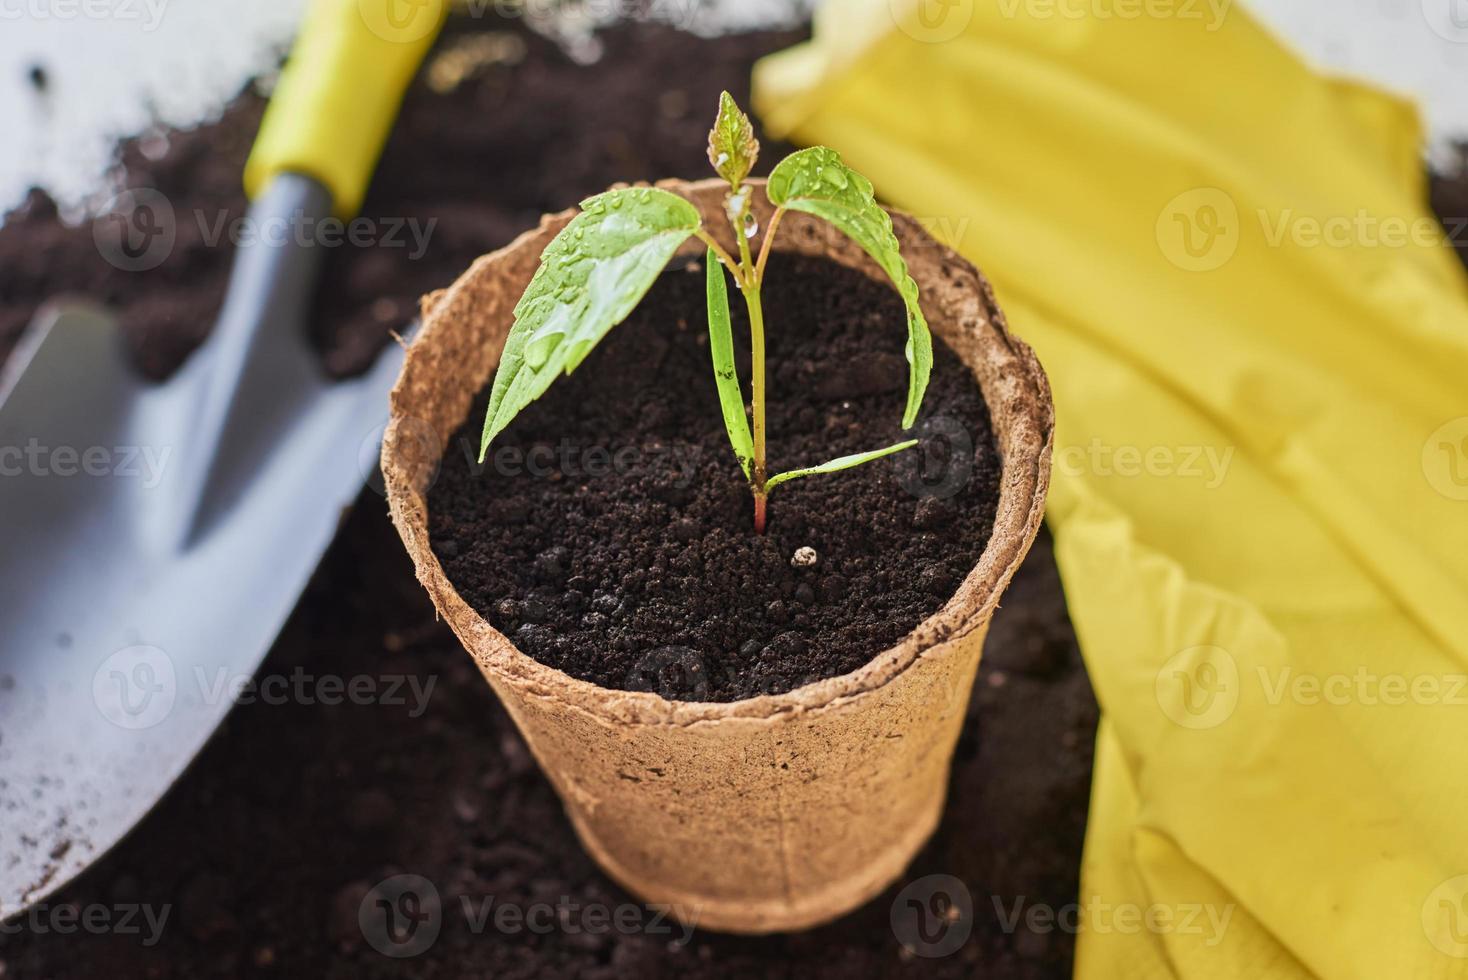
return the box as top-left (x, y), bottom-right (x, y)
top-left (479, 93), bottom-right (932, 533)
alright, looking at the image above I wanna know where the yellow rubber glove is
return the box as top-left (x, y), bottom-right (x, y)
top-left (754, 2), bottom-right (1468, 977)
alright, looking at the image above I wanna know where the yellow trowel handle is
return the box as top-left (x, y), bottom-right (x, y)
top-left (244, 0), bottom-right (446, 218)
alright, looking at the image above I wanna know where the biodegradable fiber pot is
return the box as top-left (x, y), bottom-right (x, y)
top-left (383, 178), bottom-right (1053, 933)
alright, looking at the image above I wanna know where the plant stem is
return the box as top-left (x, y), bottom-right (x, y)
top-left (741, 281), bottom-right (768, 533)
top-left (728, 190), bottom-right (771, 534)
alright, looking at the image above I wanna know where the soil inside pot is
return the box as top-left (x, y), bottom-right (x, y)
top-left (427, 251), bottom-right (1002, 702)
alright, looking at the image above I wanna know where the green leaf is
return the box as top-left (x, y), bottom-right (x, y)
top-left (707, 91), bottom-right (758, 188)
top-left (479, 187), bottom-right (701, 460)
top-left (766, 439), bottom-right (918, 492)
top-left (766, 146), bottom-right (932, 429)
top-left (705, 249), bottom-right (754, 479)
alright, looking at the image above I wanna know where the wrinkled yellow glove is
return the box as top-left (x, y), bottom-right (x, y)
top-left (754, 2), bottom-right (1468, 977)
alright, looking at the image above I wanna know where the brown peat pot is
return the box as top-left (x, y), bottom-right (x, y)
top-left (383, 177), bottom-right (1053, 933)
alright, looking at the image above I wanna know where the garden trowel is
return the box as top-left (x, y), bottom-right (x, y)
top-left (0, 0), bottom-right (444, 917)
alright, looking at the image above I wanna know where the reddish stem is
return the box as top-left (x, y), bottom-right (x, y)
top-left (753, 493), bottom-right (767, 535)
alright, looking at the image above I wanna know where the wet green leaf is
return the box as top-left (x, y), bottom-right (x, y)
top-left (766, 146), bottom-right (932, 428)
top-left (479, 187), bottom-right (701, 460)
top-left (766, 440), bottom-right (918, 492)
top-left (705, 249), bottom-right (754, 479)
top-left (707, 91), bottom-right (758, 188)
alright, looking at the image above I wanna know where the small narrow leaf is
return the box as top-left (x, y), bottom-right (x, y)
top-left (705, 249), bottom-right (754, 479)
top-left (766, 440), bottom-right (919, 492)
top-left (480, 187), bottom-right (701, 460)
top-left (766, 147), bottom-right (932, 429)
top-left (707, 91), bottom-right (759, 188)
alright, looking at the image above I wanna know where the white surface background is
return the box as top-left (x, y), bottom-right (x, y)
top-left (0, 0), bottom-right (1465, 217)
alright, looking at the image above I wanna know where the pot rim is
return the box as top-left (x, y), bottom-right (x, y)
top-left (383, 177), bottom-right (1054, 728)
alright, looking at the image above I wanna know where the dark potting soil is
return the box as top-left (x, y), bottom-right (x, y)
top-left (429, 253), bottom-right (1002, 702)
top-left (0, 8), bottom-right (1463, 977)
top-left (0, 19), bottom-right (1097, 978)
